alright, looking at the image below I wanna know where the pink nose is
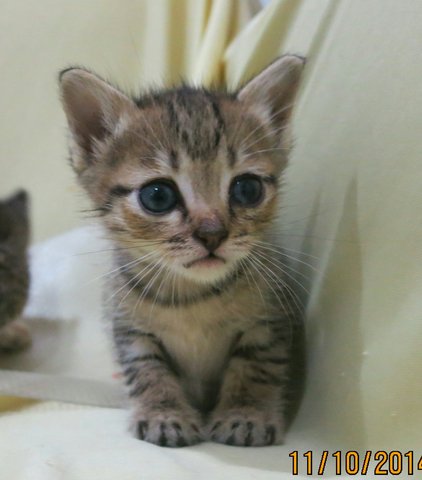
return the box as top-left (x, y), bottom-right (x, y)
top-left (193, 219), bottom-right (228, 252)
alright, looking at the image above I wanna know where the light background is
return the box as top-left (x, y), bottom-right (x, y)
top-left (0, 0), bottom-right (421, 477)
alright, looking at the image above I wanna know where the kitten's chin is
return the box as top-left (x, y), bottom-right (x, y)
top-left (177, 256), bottom-right (235, 285)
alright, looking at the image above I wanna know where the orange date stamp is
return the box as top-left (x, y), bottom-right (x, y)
top-left (289, 450), bottom-right (422, 476)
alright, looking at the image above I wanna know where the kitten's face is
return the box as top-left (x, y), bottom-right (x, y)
top-left (99, 99), bottom-right (282, 284)
top-left (60, 57), bottom-right (304, 285)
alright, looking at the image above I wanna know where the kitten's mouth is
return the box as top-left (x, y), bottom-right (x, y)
top-left (184, 253), bottom-right (226, 269)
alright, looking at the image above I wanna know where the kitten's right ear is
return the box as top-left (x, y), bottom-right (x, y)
top-left (59, 68), bottom-right (136, 173)
top-left (237, 55), bottom-right (305, 137)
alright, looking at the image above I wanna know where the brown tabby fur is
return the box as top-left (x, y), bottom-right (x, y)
top-left (60, 55), bottom-right (305, 447)
top-left (0, 191), bottom-right (31, 352)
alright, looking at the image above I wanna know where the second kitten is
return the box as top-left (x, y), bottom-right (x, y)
top-left (0, 190), bottom-right (31, 352)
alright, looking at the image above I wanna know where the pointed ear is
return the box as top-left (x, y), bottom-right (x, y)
top-left (59, 68), bottom-right (136, 172)
top-left (8, 189), bottom-right (28, 210)
top-left (238, 55), bottom-right (305, 135)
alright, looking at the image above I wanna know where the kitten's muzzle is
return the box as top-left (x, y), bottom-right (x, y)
top-left (192, 220), bottom-right (228, 253)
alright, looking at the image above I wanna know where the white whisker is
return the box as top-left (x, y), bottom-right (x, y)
top-left (253, 249), bottom-right (310, 297)
top-left (246, 255), bottom-right (287, 312)
top-left (241, 122), bottom-right (290, 154)
top-left (149, 265), bottom-right (173, 316)
top-left (108, 253), bottom-right (160, 306)
top-left (85, 250), bottom-right (157, 287)
top-left (251, 241), bottom-right (320, 273)
top-left (240, 101), bottom-right (294, 151)
top-left (132, 257), bottom-right (169, 318)
top-left (242, 147), bottom-right (290, 158)
top-left (251, 248), bottom-right (312, 283)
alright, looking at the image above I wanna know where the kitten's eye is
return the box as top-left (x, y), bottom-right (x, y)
top-left (230, 175), bottom-right (263, 207)
top-left (138, 182), bottom-right (178, 214)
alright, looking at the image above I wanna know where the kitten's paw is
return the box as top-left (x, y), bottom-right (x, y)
top-left (207, 408), bottom-right (284, 446)
top-left (0, 322), bottom-right (31, 353)
top-left (132, 410), bottom-right (202, 447)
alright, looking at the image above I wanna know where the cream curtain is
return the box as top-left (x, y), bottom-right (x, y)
top-left (1, 0), bottom-right (421, 478)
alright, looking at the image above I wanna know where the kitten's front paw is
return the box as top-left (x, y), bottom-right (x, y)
top-left (207, 408), bottom-right (284, 446)
top-left (132, 409), bottom-right (202, 447)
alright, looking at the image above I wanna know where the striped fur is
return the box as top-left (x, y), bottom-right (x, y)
top-left (60, 55), bottom-right (305, 447)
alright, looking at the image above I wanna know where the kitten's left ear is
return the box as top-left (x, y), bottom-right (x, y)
top-left (59, 68), bottom-right (137, 173)
top-left (238, 55), bottom-right (305, 133)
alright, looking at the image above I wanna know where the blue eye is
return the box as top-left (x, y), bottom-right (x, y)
top-left (230, 175), bottom-right (263, 207)
top-left (138, 182), bottom-right (178, 214)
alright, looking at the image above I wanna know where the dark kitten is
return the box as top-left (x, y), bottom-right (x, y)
top-left (0, 190), bottom-right (31, 352)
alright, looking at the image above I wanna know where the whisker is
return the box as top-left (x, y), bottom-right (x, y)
top-left (242, 147), bottom-right (290, 159)
top-left (241, 256), bottom-right (266, 306)
top-left (251, 248), bottom-right (313, 284)
top-left (250, 241), bottom-right (320, 273)
top-left (270, 231), bottom-right (350, 243)
top-left (132, 260), bottom-right (168, 318)
top-left (149, 265), bottom-right (173, 316)
top-left (252, 249), bottom-right (310, 302)
top-left (261, 242), bottom-right (320, 261)
top-left (230, 92), bottom-right (254, 149)
top-left (246, 255), bottom-right (289, 313)
top-left (140, 113), bottom-right (168, 154)
top-left (85, 250), bottom-right (157, 287)
top-left (241, 124), bottom-right (289, 155)
top-left (107, 252), bottom-right (161, 306)
top-left (238, 258), bottom-right (253, 291)
top-left (71, 242), bottom-right (163, 257)
top-left (239, 102), bottom-right (294, 152)
top-left (240, 107), bottom-right (294, 154)
top-left (131, 126), bottom-right (163, 153)
top-left (245, 255), bottom-right (297, 345)
top-left (171, 268), bottom-right (177, 308)
top-left (248, 253), bottom-right (305, 327)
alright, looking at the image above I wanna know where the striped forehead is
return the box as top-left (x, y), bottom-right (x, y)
top-left (136, 87), bottom-right (227, 162)
top-left (120, 86), bottom-right (278, 184)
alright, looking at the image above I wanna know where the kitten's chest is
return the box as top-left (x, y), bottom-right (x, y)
top-left (119, 278), bottom-right (269, 408)
top-left (153, 305), bottom-right (238, 377)
top-left (153, 307), bottom-right (239, 410)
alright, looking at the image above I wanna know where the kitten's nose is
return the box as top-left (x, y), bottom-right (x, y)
top-left (193, 218), bottom-right (228, 252)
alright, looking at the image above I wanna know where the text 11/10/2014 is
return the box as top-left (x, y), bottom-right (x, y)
top-left (289, 450), bottom-right (421, 476)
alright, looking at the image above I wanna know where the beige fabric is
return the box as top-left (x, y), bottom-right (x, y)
top-left (0, 0), bottom-right (421, 477)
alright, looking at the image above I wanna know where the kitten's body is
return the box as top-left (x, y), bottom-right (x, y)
top-left (111, 246), bottom-right (291, 395)
top-left (60, 56), bottom-right (305, 446)
top-left (110, 247), bottom-right (294, 445)
top-left (0, 191), bottom-right (31, 352)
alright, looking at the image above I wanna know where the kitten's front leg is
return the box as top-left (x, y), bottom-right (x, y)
top-left (115, 327), bottom-right (202, 447)
top-left (207, 330), bottom-right (288, 446)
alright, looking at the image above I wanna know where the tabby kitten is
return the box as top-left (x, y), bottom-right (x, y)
top-left (0, 190), bottom-right (31, 352)
top-left (60, 55), bottom-right (305, 447)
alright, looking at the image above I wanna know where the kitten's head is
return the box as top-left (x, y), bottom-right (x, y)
top-left (0, 190), bottom-right (30, 248)
top-left (60, 56), bottom-right (304, 284)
